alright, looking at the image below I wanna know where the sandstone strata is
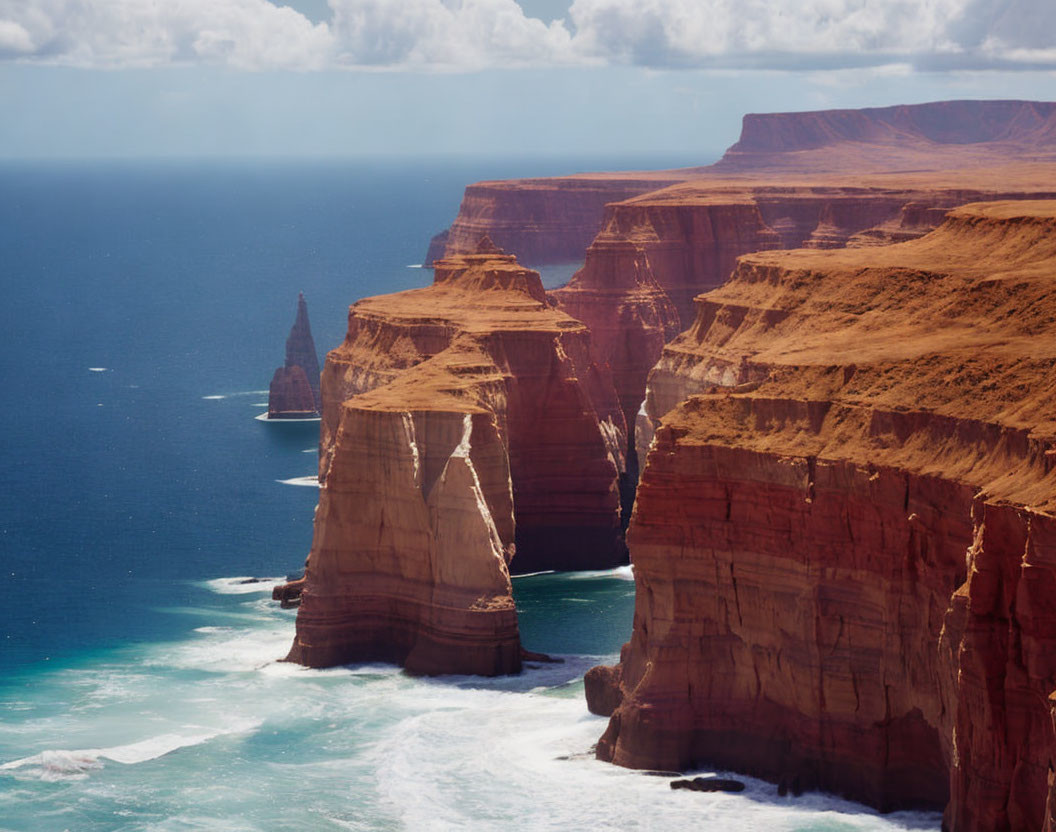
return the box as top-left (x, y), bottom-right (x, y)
top-left (436, 174), bottom-right (687, 265)
top-left (267, 292), bottom-right (322, 418)
top-left (587, 203), bottom-right (1056, 831)
top-left (282, 242), bottom-right (627, 675)
top-left (429, 103), bottom-right (1055, 457)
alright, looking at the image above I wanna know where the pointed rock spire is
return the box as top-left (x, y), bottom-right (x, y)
top-left (267, 293), bottom-right (322, 418)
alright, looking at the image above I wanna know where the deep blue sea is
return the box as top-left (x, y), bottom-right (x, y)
top-left (0, 157), bottom-right (940, 831)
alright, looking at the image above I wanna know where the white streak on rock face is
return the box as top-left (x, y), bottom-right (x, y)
top-left (597, 416), bottom-right (626, 475)
top-left (635, 399), bottom-right (657, 474)
top-left (451, 414), bottom-right (506, 568)
top-left (451, 412), bottom-right (473, 460)
top-left (402, 411), bottom-right (421, 485)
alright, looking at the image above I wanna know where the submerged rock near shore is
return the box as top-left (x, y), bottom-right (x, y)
top-left (587, 202), bottom-right (1056, 831)
top-left (280, 241), bottom-right (627, 675)
top-left (267, 293), bottom-right (322, 418)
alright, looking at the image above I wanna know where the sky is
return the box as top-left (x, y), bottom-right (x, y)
top-left (0, 0), bottom-right (1054, 159)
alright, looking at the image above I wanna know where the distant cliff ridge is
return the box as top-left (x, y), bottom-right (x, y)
top-left (267, 293), bottom-right (322, 419)
top-left (431, 99), bottom-right (1056, 270)
top-left (724, 99), bottom-right (1056, 157)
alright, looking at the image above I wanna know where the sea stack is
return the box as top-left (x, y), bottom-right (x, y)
top-left (267, 293), bottom-right (322, 419)
top-left (277, 239), bottom-right (627, 675)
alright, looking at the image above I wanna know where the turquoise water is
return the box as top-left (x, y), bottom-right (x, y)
top-left (0, 159), bottom-right (941, 831)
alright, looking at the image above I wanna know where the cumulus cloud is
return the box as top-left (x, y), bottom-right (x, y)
top-left (328, 0), bottom-right (574, 69)
top-left (0, 0), bottom-right (333, 69)
top-left (0, 0), bottom-right (1053, 70)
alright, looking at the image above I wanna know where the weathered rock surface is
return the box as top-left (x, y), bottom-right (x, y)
top-left (282, 245), bottom-right (628, 674)
top-left (267, 292), bottom-right (322, 418)
top-left (438, 174), bottom-right (689, 265)
top-left (670, 777), bottom-right (746, 793)
top-left (715, 99), bottom-right (1056, 174)
top-left (451, 103), bottom-right (1038, 460)
top-left (588, 202), bottom-right (1056, 830)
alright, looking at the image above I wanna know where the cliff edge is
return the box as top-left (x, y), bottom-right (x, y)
top-left (587, 202), bottom-right (1056, 830)
top-left (281, 241), bottom-right (628, 675)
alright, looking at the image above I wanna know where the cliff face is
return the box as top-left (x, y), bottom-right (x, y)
top-left (283, 245), bottom-right (628, 674)
top-left (587, 203), bottom-right (1056, 830)
top-left (437, 175), bottom-right (686, 265)
top-left (432, 103), bottom-right (1056, 447)
top-left (268, 292), bottom-right (322, 418)
top-left (717, 99), bottom-right (1056, 173)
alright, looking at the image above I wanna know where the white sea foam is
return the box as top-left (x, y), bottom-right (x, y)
top-left (301, 448), bottom-right (316, 453)
top-left (0, 576), bottom-right (941, 831)
top-left (406, 264), bottom-right (424, 269)
top-left (565, 564), bottom-right (634, 581)
top-left (201, 577), bottom-right (285, 595)
top-left (206, 390), bottom-right (269, 402)
top-left (0, 723), bottom-right (258, 782)
top-left (87, 367), bottom-right (108, 373)
top-left (511, 570), bottom-right (556, 579)
top-left (255, 412), bottom-right (321, 423)
top-left (276, 476), bottom-right (319, 487)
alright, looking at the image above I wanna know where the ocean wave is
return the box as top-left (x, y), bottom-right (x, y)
top-left (0, 723), bottom-right (259, 782)
top-left (201, 577), bottom-right (285, 595)
top-left (255, 412), bottom-right (321, 423)
top-left (565, 565), bottom-right (634, 581)
top-left (87, 367), bottom-right (108, 373)
top-left (276, 476), bottom-right (319, 487)
top-left (205, 390), bottom-right (269, 401)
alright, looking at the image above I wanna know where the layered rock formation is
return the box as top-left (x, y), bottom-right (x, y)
top-left (587, 202), bottom-right (1056, 831)
top-left (434, 174), bottom-right (688, 265)
top-left (715, 99), bottom-right (1056, 174)
top-left (425, 103), bottom-right (1053, 458)
top-left (267, 292), bottom-right (322, 418)
top-left (282, 242), bottom-right (628, 675)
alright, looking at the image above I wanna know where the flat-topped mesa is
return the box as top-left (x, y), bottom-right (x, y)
top-left (267, 293), bottom-right (322, 418)
top-left (717, 99), bottom-right (1056, 173)
top-left (283, 247), bottom-right (629, 675)
top-left (589, 202), bottom-right (1056, 830)
top-left (430, 174), bottom-right (691, 265)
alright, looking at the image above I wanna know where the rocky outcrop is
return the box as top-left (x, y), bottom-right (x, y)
top-left (267, 293), bottom-right (322, 418)
top-left (430, 103), bottom-right (1056, 455)
top-left (424, 229), bottom-right (449, 267)
top-left (588, 202), bottom-right (1056, 830)
top-left (438, 175), bottom-right (687, 265)
top-left (716, 99), bottom-right (1056, 173)
top-left (282, 244), bottom-right (628, 675)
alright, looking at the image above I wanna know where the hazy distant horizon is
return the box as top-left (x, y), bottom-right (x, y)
top-left (2, 0), bottom-right (1055, 160)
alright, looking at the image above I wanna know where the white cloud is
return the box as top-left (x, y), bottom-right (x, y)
top-left (328, 0), bottom-right (574, 69)
top-left (0, 18), bottom-right (32, 55)
top-left (0, 0), bottom-right (1053, 71)
top-left (0, 0), bottom-right (333, 69)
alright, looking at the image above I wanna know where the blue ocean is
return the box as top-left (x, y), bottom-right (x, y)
top-left (0, 158), bottom-right (940, 831)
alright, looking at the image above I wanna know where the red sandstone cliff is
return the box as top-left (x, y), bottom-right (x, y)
top-left (717, 100), bottom-right (1056, 173)
top-left (586, 202), bottom-right (1056, 831)
top-left (267, 293), bottom-right (322, 418)
top-left (282, 243), bottom-right (628, 675)
top-left (429, 103), bottom-right (1047, 452)
top-left (435, 174), bottom-right (688, 265)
